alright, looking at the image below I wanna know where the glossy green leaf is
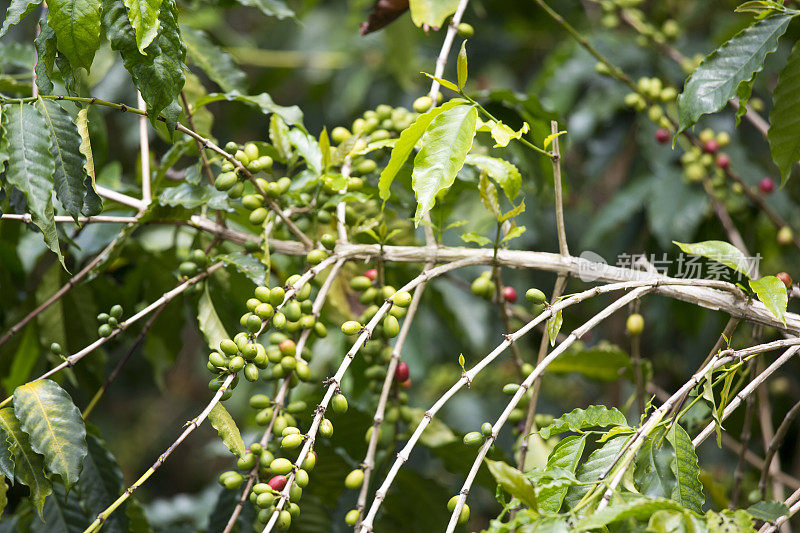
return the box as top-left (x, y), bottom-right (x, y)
top-left (547, 309), bottom-right (562, 347)
top-left (575, 498), bottom-right (685, 529)
top-left (4, 103), bottom-right (63, 266)
top-left (539, 405), bottom-right (627, 439)
top-left (0, 408), bottom-right (52, 517)
top-left (457, 40), bottom-right (467, 90)
top-left (485, 459), bottom-right (538, 509)
top-left (634, 431), bottom-right (676, 500)
top-left (409, 0), bottom-right (458, 28)
top-left (461, 232), bottom-right (491, 246)
top-left (0, 474), bottom-right (7, 518)
top-left (287, 127), bottom-right (322, 174)
top-left (195, 91), bottom-right (302, 126)
top-left (103, 0), bottom-right (185, 130)
top-left (547, 342), bottom-right (634, 382)
top-left (706, 509), bottom-right (755, 532)
top-left (478, 119), bottom-right (530, 148)
top-left (208, 404), bottom-right (245, 458)
top-left (537, 434), bottom-right (586, 513)
top-left (500, 223), bottom-right (525, 244)
top-left (235, 0), bottom-right (294, 19)
top-left (47, 0), bottom-right (101, 71)
top-left (378, 99), bottom-right (465, 202)
top-left (673, 240), bottom-right (754, 278)
top-left (32, 482), bottom-right (87, 533)
top-left (269, 114), bottom-right (292, 161)
top-left (564, 435), bottom-right (628, 508)
top-left (406, 408), bottom-right (458, 448)
top-left (33, 20), bottom-right (57, 95)
top-left (412, 103), bottom-right (477, 224)
top-left (768, 41), bottom-right (800, 184)
top-left (0, 0), bottom-right (44, 38)
top-left (123, 0), bottom-right (162, 53)
top-left (0, 432), bottom-right (13, 481)
top-left (668, 424), bottom-right (705, 513)
top-left (421, 72), bottom-right (460, 93)
top-left (216, 252), bottom-right (267, 285)
top-left (13, 379), bottom-right (87, 490)
top-left (181, 26), bottom-right (246, 93)
top-left (77, 434), bottom-right (128, 533)
top-left (677, 14), bottom-right (794, 133)
top-left (749, 275), bottom-right (787, 324)
top-left (465, 154), bottom-right (521, 200)
top-left (36, 98), bottom-right (88, 221)
top-left (648, 509), bottom-right (706, 532)
top-left (499, 199), bottom-right (525, 223)
top-left (75, 107), bottom-right (102, 216)
top-left (746, 500), bottom-right (789, 522)
top-left (478, 171), bottom-right (500, 218)
top-left (159, 182), bottom-right (229, 210)
top-left (198, 285), bottom-right (230, 353)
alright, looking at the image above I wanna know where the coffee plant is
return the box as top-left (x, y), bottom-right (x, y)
top-left (2, 0), bottom-right (800, 530)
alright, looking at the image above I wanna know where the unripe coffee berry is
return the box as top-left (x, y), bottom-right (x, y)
top-left (98, 324), bottom-right (113, 337)
top-left (228, 356), bottom-right (245, 372)
top-left (777, 272), bottom-right (793, 288)
top-left (502, 383), bottom-right (519, 395)
top-left (350, 276), bottom-right (372, 291)
top-left (254, 285), bottom-right (271, 302)
top-left (110, 304), bottom-right (123, 319)
top-left (463, 432), bottom-right (483, 446)
top-left (50, 342), bottom-right (63, 355)
top-left (246, 314), bottom-right (262, 333)
top-left (302, 451), bottom-right (317, 471)
top-left (345, 509), bottom-right (360, 525)
top-left (276, 509), bottom-right (292, 531)
top-left (344, 469), bottom-right (364, 489)
top-left (179, 261), bottom-right (198, 276)
top-left (481, 422), bottom-right (493, 436)
top-left (244, 364), bottom-right (259, 382)
top-left (281, 434), bottom-right (304, 449)
top-left (220, 339), bottom-right (239, 355)
top-left (392, 291), bottom-right (412, 307)
top-left (220, 471), bottom-right (243, 489)
top-left (626, 313), bottom-right (644, 336)
top-left (778, 226), bottom-right (794, 246)
top-left (332, 393), bottom-right (348, 414)
top-left (341, 321), bottom-right (362, 335)
top-left (256, 492), bottom-right (275, 509)
top-left (270, 458), bottom-right (293, 476)
top-left (270, 286), bottom-right (286, 306)
top-left (395, 361), bottom-right (410, 382)
top-left (307, 249), bottom-right (328, 265)
top-left (457, 22), bottom-right (474, 38)
top-left (319, 418), bottom-right (334, 438)
top-left (383, 315), bottom-right (400, 338)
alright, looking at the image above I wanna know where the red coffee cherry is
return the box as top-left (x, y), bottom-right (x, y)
top-left (502, 286), bottom-right (517, 303)
top-left (759, 177), bottom-right (776, 194)
top-left (776, 272), bottom-right (793, 289)
top-left (364, 269), bottom-right (378, 281)
top-left (654, 129), bottom-right (670, 144)
top-left (715, 153), bottom-right (730, 170)
top-left (268, 475), bottom-right (288, 491)
top-left (395, 361), bottom-right (410, 382)
top-left (703, 139), bottom-right (719, 154)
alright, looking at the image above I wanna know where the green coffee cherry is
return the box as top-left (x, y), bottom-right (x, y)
top-left (255, 408), bottom-right (273, 426)
top-left (525, 288), bottom-right (546, 304)
top-left (320, 233), bottom-right (337, 250)
top-left (244, 363), bottom-right (259, 382)
top-left (281, 433), bottom-right (304, 449)
top-left (331, 126), bottom-right (351, 144)
top-left (219, 471), bottom-right (243, 489)
top-left (392, 291), bottom-right (412, 307)
top-left (220, 339), bottom-right (238, 356)
top-left (270, 458), bottom-right (293, 475)
top-left (98, 324), bottom-right (113, 337)
top-left (270, 287), bottom-right (286, 306)
top-left (97, 313), bottom-right (110, 323)
top-left (463, 432), bottom-right (483, 446)
top-left (332, 393), bottom-right (348, 414)
top-left (502, 383), bottom-right (519, 395)
top-left (319, 418), bottom-right (334, 438)
top-left (48, 341), bottom-right (62, 354)
top-left (286, 400), bottom-right (306, 414)
top-left (307, 249), bottom-right (328, 265)
top-left (276, 509), bottom-right (292, 530)
top-left (383, 315), bottom-right (400, 338)
top-left (228, 356), bottom-right (245, 372)
top-left (457, 22), bottom-right (474, 38)
top-left (446, 497), bottom-right (470, 524)
top-left (350, 276), bottom-right (373, 291)
top-left (256, 492), bottom-right (275, 509)
top-left (413, 96), bottom-right (433, 113)
top-left (344, 469), bottom-right (365, 489)
top-left (481, 422), bottom-right (493, 436)
top-left (250, 394), bottom-right (271, 409)
top-left (626, 313), bottom-right (644, 335)
top-left (345, 509), bottom-right (360, 525)
top-left (215, 172), bottom-right (238, 191)
top-left (247, 315), bottom-right (263, 333)
top-left (179, 261), bottom-right (198, 276)
top-left (110, 304), bottom-right (123, 319)
top-left (249, 208), bottom-right (269, 225)
top-left (302, 451), bottom-right (317, 471)
top-left (341, 321), bottom-right (362, 335)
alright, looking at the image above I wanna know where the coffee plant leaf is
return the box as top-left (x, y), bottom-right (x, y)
top-left (196, 91), bottom-right (302, 126)
top-left (749, 275), bottom-right (788, 324)
top-left (408, 0), bottom-right (457, 29)
top-left (575, 498), bottom-right (686, 530)
top-left (677, 13), bottom-right (794, 133)
top-left (47, 0), bottom-right (101, 71)
top-left (0, 408), bottom-right (52, 517)
top-left (1, 324), bottom-right (39, 396)
top-left (123, 0), bottom-right (162, 53)
top-left (705, 509), bottom-right (755, 531)
top-left (746, 500), bottom-right (789, 522)
top-left (181, 26), bottom-right (246, 93)
top-left (3, 103), bottom-right (63, 267)
top-left (33, 20), bottom-right (56, 95)
top-left (75, 107), bottom-right (102, 215)
top-left (198, 285), bottom-right (230, 352)
top-left (0, 437), bottom-right (12, 483)
top-left (32, 481), bottom-right (87, 533)
top-left (673, 240), bottom-right (754, 278)
top-left (35, 98), bottom-right (89, 221)
top-left (478, 171), bottom-right (500, 218)
top-left (485, 458), bottom-right (538, 509)
top-left (461, 232), bottom-right (491, 246)
top-left (547, 309), bottom-right (562, 346)
top-left (465, 154), bottom-right (521, 200)
top-left (547, 342), bottom-right (635, 383)
top-left (667, 424), bottom-right (705, 514)
top-left (379, 469), bottom-right (451, 532)
top-left (634, 430), bottom-right (677, 500)
top-left (378, 99), bottom-right (465, 202)
top-left (287, 126), bottom-right (322, 174)
top-left (768, 41), bottom-right (800, 184)
top-left (406, 407), bottom-right (458, 448)
top-left (102, 0), bottom-right (186, 130)
top-left (76, 434), bottom-right (129, 533)
top-left (208, 404), bottom-right (245, 459)
top-left (0, 474), bottom-right (7, 517)
top-left (0, 0), bottom-right (44, 38)
top-left (159, 182), bottom-right (230, 211)
top-left (412, 103), bottom-right (477, 225)
top-left (536, 434), bottom-right (586, 513)
top-left (235, 0), bottom-right (294, 20)
top-left (216, 252), bottom-right (268, 285)
top-left (539, 405), bottom-right (628, 440)
top-left (421, 72), bottom-right (460, 94)
top-left (13, 380), bottom-right (87, 491)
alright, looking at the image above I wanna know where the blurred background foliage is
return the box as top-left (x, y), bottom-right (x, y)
top-left (2, 0), bottom-right (800, 530)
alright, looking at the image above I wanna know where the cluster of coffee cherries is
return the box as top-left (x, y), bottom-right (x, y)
top-left (97, 304), bottom-right (123, 338)
top-left (677, 128), bottom-right (733, 184)
top-left (596, 0), bottom-right (680, 43)
top-left (622, 77), bottom-right (678, 129)
top-left (213, 142), bottom-right (285, 205)
top-left (178, 249), bottom-right (210, 278)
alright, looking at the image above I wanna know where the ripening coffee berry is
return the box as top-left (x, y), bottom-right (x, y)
top-left (654, 128), bottom-right (670, 144)
top-left (463, 432), bottom-right (483, 446)
top-left (278, 339), bottom-right (296, 357)
top-left (457, 22), bottom-right (474, 38)
top-left (703, 139), bottom-right (719, 154)
top-left (345, 509), bottom-right (360, 526)
top-left (345, 469), bottom-right (365, 489)
top-left (341, 321), bottom-right (362, 335)
top-left (502, 286), bottom-right (517, 303)
top-left (777, 272), bottom-right (793, 289)
top-left (320, 418), bottom-right (334, 438)
top-left (364, 268), bottom-right (378, 281)
top-left (715, 153), bottom-right (730, 170)
top-left (395, 361), bottom-right (410, 382)
top-left (759, 177), bottom-right (776, 194)
top-left (268, 475), bottom-right (288, 493)
top-left (626, 313), bottom-right (644, 336)
top-left (778, 226), bottom-right (794, 246)
top-left (332, 393), bottom-right (349, 414)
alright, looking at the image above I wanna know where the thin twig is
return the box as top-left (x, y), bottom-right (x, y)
top-left (760, 398), bottom-right (800, 499)
top-left (731, 361), bottom-right (757, 508)
top-left (137, 92), bottom-right (151, 205)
